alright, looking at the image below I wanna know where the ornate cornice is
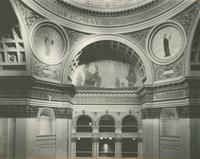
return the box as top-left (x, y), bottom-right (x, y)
top-left (0, 105), bottom-right (72, 118)
top-left (0, 76), bottom-right (77, 99)
top-left (20, 0), bottom-right (196, 33)
top-left (73, 81), bottom-right (190, 105)
top-left (141, 105), bottom-right (194, 119)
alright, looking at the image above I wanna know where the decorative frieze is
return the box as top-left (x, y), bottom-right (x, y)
top-left (153, 89), bottom-right (187, 101)
top-left (142, 106), bottom-right (200, 119)
top-left (73, 96), bottom-right (140, 105)
top-left (54, 107), bottom-right (73, 118)
top-left (0, 105), bottom-right (72, 118)
top-left (141, 108), bottom-right (161, 119)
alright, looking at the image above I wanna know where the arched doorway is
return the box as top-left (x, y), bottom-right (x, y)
top-left (75, 115), bottom-right (93, 157)
top-left (122, 115), bottom-right (139, 158)
top-left (99, 115), bottom-right (116, 157)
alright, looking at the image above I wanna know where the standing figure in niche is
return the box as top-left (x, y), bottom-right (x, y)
top-left (44, 35), bottom-right (54, 56)
top-left (162, 33), bottom-right (171, 57)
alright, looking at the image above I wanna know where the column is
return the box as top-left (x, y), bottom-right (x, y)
top-left (92, 137), bottom-right (99, 159)
top-left (115, 135), bottom-right (122, 159)
top-left (15, 118), bottom-right (27, 159)
top-left (93, 121), bottom-right (99, 159)
top-left (71, 138), bottom-right (76, 159)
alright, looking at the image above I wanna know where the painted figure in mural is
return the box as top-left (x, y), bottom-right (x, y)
top-left (115, 77), bottom-right (120, 88)
top-left (76, 72), bottom-right (84, 86)
top-left (84, 64), bottom-right (102, 87)
top-left (126, 65), bottom-right (137, 87)
top-left (44, 35), bottom-right (54, 56)
top-left (94, 65), bottom-right (102, 87)
top-left (162, 33), bottom-right (171, 57)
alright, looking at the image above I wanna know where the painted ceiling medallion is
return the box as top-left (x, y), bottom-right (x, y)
top-left (31, 22), bottom-right (67, 65)
top-left (61, 0), bottom-right (155, 12)
top-left (147, 22), bottom-right (186, 65)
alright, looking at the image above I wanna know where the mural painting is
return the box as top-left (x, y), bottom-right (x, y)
top-left (72, 60), bottom-right (138, 88)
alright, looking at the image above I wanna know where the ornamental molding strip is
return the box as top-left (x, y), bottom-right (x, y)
top-left (20, 0), bottom-right (197, 33)
top-left (0, 105), bottom-right (73, 118)
top-left (76, 88), bottom-right (138, 96)
top-left (141, 105), bottom-right (193, 119)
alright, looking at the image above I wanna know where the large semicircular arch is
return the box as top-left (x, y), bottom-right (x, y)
top-left (185, 10), bottom-right (200, 77)
top-left (61, 34), bottom-right (154, 85)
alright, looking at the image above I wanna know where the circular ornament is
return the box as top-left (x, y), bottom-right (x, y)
top-left (147, 22), bottom-right (186, 65)
top-left (31, 22), bottom-right (67, 65)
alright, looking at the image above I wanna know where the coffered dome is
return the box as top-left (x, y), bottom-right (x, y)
top-left (21, 0), bottom-right (194, 33)
top-left (61, 0), bottom-right (155, 12)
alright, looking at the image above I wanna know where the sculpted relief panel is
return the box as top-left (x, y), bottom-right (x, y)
top-left (153, 58), bottom-right (184, 81)
top-left (32, 57), bottom-right (61, 81)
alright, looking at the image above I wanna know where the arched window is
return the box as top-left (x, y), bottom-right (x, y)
top-left (160, 109), bottom-right (177, 136)
top-left (37, 108), bottom-right (55, 135)
top-left (99, 115), bottom-right (115, 132)
top-left (122, 115), bottom-right (138, 132)
top-left (76, 115), bottom-right (92, 132)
